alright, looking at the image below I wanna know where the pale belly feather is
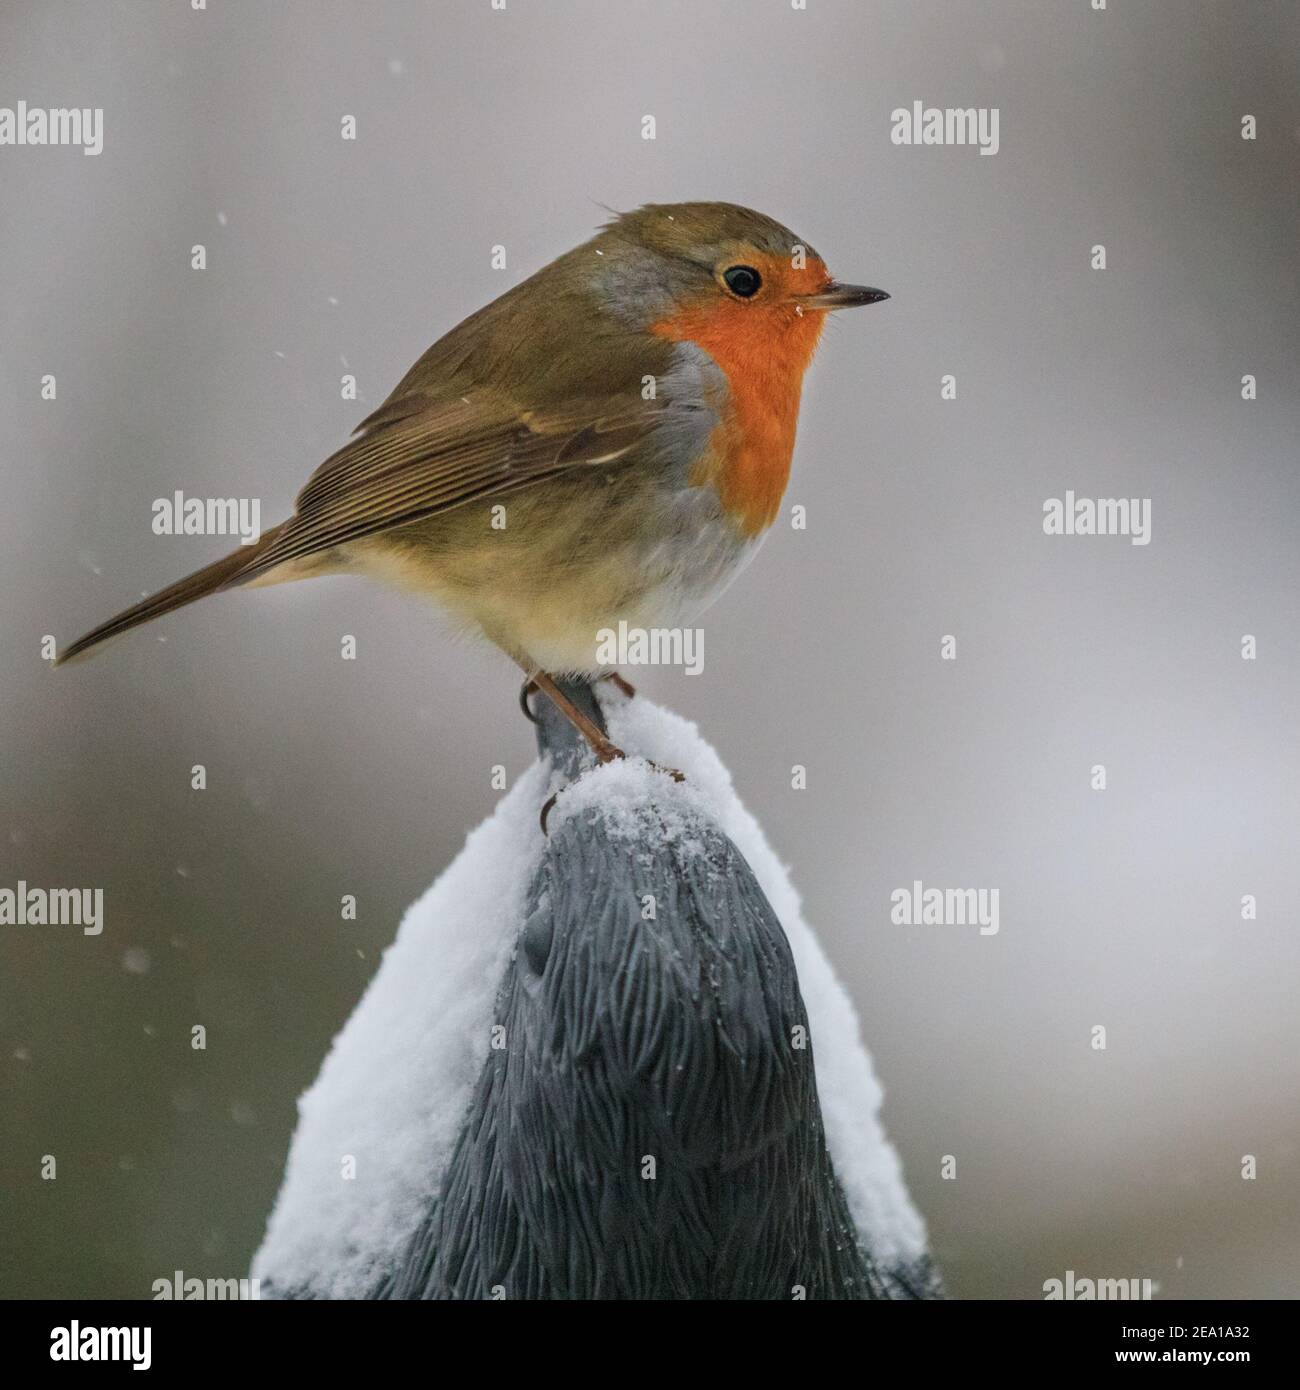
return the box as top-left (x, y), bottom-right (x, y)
top-left (347, 479), bottom-right (764, 675)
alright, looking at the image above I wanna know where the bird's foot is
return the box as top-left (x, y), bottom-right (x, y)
top-left (520, 668), bottom-right (680, 834)
top-left (602, 671), bottom-right (636, 699)
top-left (519, 678), bottom-right (541, 724)
top-left (522, 672), bottom-right (634, 725)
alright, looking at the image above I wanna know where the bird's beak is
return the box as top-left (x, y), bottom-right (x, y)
top-left (798, 282), bottom-right (890, 310)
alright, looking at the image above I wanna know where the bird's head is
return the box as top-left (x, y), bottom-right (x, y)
top-left (582, 201), bottom-right (888, 374)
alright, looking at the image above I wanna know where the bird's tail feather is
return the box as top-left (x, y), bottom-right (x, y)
top-left (57, 521), bottom-right (287, 665)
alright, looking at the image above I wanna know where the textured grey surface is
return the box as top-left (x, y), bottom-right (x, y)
top-left (363, 681), bottom-right (939, 1299)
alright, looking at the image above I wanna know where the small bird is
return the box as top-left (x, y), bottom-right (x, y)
top-left (60, 202), bottom-right (888, 756)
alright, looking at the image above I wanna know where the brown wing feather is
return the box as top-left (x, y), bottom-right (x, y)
top-left (236, 389), bottom-right (658, 583)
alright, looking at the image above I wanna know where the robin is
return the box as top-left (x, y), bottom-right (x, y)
top-left (59, 202), bottom-right (888, 761)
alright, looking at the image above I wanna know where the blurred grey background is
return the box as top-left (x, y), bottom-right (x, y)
top-left (2, 0), bottom-right (1298, 1299)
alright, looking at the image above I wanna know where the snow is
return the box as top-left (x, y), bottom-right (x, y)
top-left (252, 692), bottom-right (929, 1297)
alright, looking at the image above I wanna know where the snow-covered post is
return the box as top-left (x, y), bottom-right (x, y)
top-left (255, 679), bottom-right (940, 1299)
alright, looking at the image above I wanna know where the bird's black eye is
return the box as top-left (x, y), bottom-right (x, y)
top-left (722, 265), bottom-right (762, 298)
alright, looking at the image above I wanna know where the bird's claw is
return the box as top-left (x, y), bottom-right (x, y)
top-left (519, 679), bottom-right (541, 724)
top-left (602, 671), bottom-right (637, 699)
top-left (522, 673), bottom-right (634, 727)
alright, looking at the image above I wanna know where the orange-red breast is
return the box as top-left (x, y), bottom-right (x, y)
top-left (59, 202), bottom-right (887, 752)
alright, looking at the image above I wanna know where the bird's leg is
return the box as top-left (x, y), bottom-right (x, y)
top-left (518, 665), bottom-right (682, 836)
top-left (520, 672), bottom-right (634, 725)
top-left (603, 671), bottom-right (636, 699)
top-left (524, 669), bottom-right (626, 764)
